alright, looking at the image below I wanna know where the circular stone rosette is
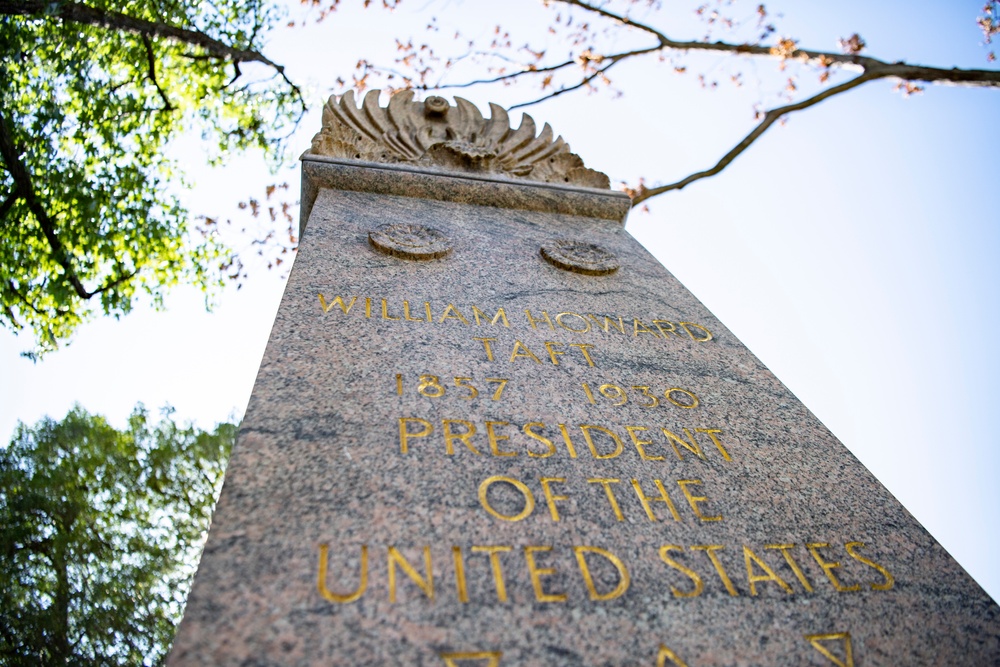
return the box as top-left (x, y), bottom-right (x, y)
top-left (368, 223), bottom-right (452, 260)
top-left (540, 239), bottom-right (620, 276)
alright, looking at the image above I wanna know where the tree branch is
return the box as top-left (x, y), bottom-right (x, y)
top-left (89, 269), bottom-right (139, 298)
top-left (141, 34), bottom-right (172, 112)
top-left (0, 109), bottom-right (95, 300)
top-left (632, 71), bottom-right (879, 204)
top-left (0, 0), bottom-right (305, 107)
top-left (556, 0), bottom-right (1000, 87)
top-left (2, 0), bottom-right (273, 67)
top-left (0, 185), bottom-right (19, 221)
top-left (510, 58), bottom-right (623, 109)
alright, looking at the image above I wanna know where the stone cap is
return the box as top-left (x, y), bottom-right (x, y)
top-left (298, 157), bottom-right (631, 241)
top-left (306, 90), bottom-right (611, 190)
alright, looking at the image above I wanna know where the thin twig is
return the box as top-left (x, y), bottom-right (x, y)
top-left (556, 0), bottom-right (1000, 86)
top-left (141, 34), bottom-right (173, 111)
top-left (632, 71), bottom-right (879, 203)
top-left (510, 59), bottom-right (622, 109)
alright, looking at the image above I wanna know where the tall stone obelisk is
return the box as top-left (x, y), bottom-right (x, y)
top-left (168, 91), bottom-right (1000, 666)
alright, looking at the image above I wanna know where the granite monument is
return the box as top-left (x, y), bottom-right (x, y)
top-left (167, 91), bottom-right (1000, 666)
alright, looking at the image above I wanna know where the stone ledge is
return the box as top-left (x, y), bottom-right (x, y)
top-left (300, 156), bottom-right (631, 239)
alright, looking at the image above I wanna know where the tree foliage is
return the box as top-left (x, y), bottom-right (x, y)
top-left (334, 0), bottom-right (1000, 205)
top-left (0, 0), bottom-right (304, 357)
top-left (0, 405), bottom-right (235, 666)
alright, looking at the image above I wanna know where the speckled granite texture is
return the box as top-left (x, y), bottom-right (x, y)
top-left (168, 158), bottom-right (1000, 666)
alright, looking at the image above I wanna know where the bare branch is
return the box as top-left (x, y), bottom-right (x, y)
top-left (555, 0), bottom-right (1000, 87)
top-left (557, 0), bottom-right (672, 45)
top-left (510, 59), bottom-right (622, 109)
top-left (632, 72), bottom-right (879, 204)
top-left (424, 57), bottom-right (580, 91)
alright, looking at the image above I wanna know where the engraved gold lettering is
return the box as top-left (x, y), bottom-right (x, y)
top-left (568, 343), bottom-right (596, 366)
top-left (695, 428), bottom-right (731, 460)
top-left (543, 341), bottom-right (566, 365)
top-left (691, 545), bottom-right (739, 596)
top-left (540, 477), bottom-right (568, 521)
top-left (399, 417), bottom-right (432, 454)
top-left (454, 377), bottom-right (478, 399)
top-left (478, 476), bottom-right (535, 522)
top-left (381, 298), bottom-right (400, 321)
top-left (472, 546), bottom-right (513, 602)
top-left (486, 421), bottom-right (515, 457)
top-left (632, 386), bottom-right (660, 407)
top-left (365, 296), bottom-right (372, 318)
top-left (656, 643), bottom-right (690, 667)
top-left (743, 545), bottom-right (793, 595)
top-left (626, 426), bottom-right (664, 461)
top-left (581, 382), bottom-right (597, 405)
top-left (555, 311), bottom-right (592, 333)
top-left (845, 542), bottom-right (894, 591)
top-left (387, 546), bottom-right (434, 602)
top-left (473, 337), bottom-right (496, 361)
top-left (403, 300), bottom-right (426, 322)
top-left (807, 543), bottom-right (861, 592)
top-left (588, 478), bottom-right (624, 521)
top-left (804, 632), bottom-right (854, 667)
top-left (486, 378), bottom-right (509, 400)
top-left (586, 314), bottom-right (626, 334)
top-left (633, 318), bottom-right (660, 337)
top-left (523, 546), bottom-right (566, 602)
top-left (523, 423), bottom-right (556, 458)
top-left (581, 424), bottom-right (624, 459)
top-left (662, 428), bottom-right (704, 461)
top-left (440, 303), bottom-right (470, 325)
top-left (665, 388), bottom-right (699, 409)
top-left (573, 546), bottom-right (630, 600)
top-left (471, 305), bottom-right (509, 327)
top-left (318, 294), bottom-right (357, 314)
top-left (631, 479), bottom-right (681, 522)
top-left (317, 544), bottom-right (368, 603)
top-left (425, 301), bottom-right (433, 322)
top-left (440, 651), bottom-right (502, 667)
top-left (453, 546), bottom-right (469, 603)
top-left (765, 544), bottom-right (814, 592)
top-left (599, 384), bottom-right (628, 406)
top-left (652, 320), bottom-right (677, 338)
top-left (658, 545), bottom-right (703, 598)
top-left (418, 375), bottom-right (445, 397)
top-left (557, 424), bottom-right (579, 458)
top-left (679, 321), bottom-right (713, 342)
top-left (677, 479), bottom-right (722, 522)
top-left (443, 419), bottom-right (482, 455)
top-left (510, 340), bottom-right (542, 364)
top-left (524, 309), bottom-right (554, 330)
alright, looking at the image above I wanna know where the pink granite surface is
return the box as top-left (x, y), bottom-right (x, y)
top-left (167, 160), bottom-right (1000, 666)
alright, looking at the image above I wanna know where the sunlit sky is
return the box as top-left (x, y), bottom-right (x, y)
top-left (2, 0), bottom-right (997, 603)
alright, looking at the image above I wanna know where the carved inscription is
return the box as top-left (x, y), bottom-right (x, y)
top-left (311, 289), bottom-right (895, 664)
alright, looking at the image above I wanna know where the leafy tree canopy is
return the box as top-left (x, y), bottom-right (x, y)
top-left (0, 0), bottom-right (303, 358)
top-left (0, 405), bottom-right (235, 665)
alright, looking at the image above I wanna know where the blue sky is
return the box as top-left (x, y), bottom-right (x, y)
top-left (2, 0), bottom-right (997, 603)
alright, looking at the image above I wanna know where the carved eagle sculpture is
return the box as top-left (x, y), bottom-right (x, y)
top-left (308, 90), bottom-right (611, 190)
